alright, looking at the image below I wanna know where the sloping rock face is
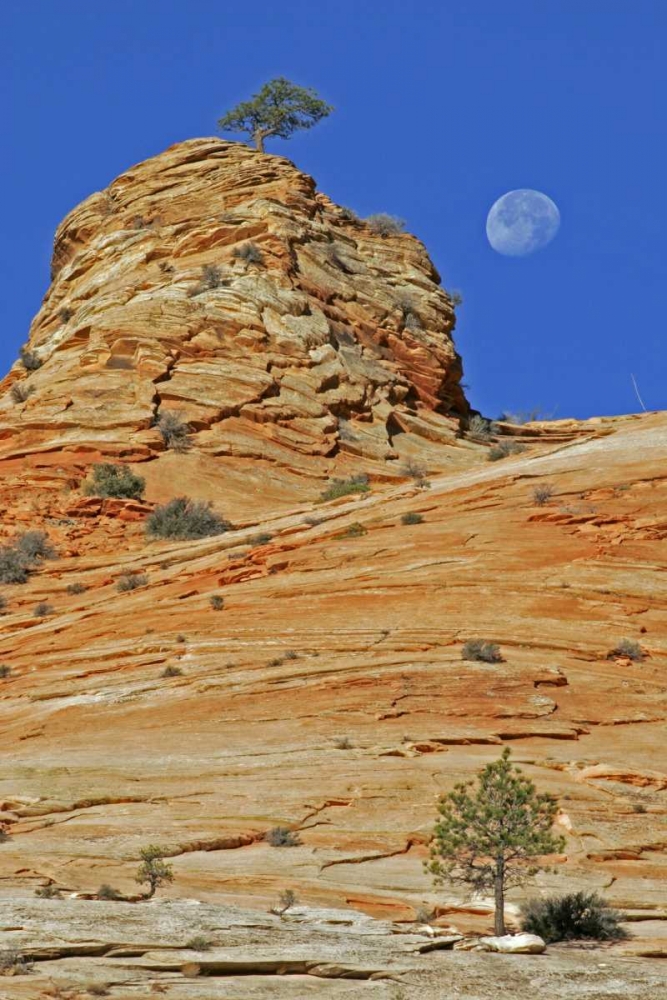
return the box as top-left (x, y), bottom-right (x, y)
top-left (0, 142), bottom-right (666, 995)
top-left (0, 138), bottom-right (467, 519)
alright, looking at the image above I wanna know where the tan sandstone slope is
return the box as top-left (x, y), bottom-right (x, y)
top-left (0, 139), bottom-right (665, 997)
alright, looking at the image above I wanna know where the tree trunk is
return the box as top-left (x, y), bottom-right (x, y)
top-left (493, 862), bottom-right (506, 935)
top-left (254, 131), bottom-right (265, 153)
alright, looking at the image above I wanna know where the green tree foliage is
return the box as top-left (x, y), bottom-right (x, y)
top-left (426, 748), bottom-right (565, 935)
top-left (84, 463), bottom-right (145, 499)
top-left (135, 845), bottom-right (174, 899)
top-left (218, 77), bottom-right (333, 152)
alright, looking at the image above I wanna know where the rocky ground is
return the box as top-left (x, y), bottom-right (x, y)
top-left (0, 139), bottom-right (665, 995)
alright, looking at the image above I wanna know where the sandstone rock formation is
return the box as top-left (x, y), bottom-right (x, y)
top-left (0, 140), bottom-right (665, 996)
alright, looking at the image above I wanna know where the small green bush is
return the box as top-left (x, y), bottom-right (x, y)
top-left (271, 888), bottom-right (298, 916)
top-left (462, 639), bottom-right (502, 663)
top-left (20, 346), bottom-right (42, 371)
top-left (209, 595), bottom-right (224, 610)
top-left (186, 935), bottom-right (213, 951)
top-left (265, 826), bottom-right (301, 847)
top-left (401, 512), bottom-right (424, 525)
top-left (488, 440), bottom-right (527, 461)
top-left (66, 582), bottom-right (88, 595)
top-left (58, 307), bottom-right (74, 322)
top-left (116, 573), bottom-right (148, 592)
top-left (340, 522), bottom-right (366, 538)
top-left (365, 213), bottom-right (406, 236)
top-left (233, 242), bottom-right (264, 265)
top-left (161, 665), bottom-right (183, 678)
top-left (157, 411), bottom-right (191, 453)
top-left (521, 891), bottom-right (628, 943)
top-left (10, 382), bottom-right (34, 404)
top-left (97, 883), bottom-right (123, 900)
top-left (250, 533), bottom-right (273, 546)
top-left (35, 884), bottom-right (61, 898)
top-left (320, 475), bottom-right (369, 502)
top-left (0, 665), bottom-right (11, 678)
top-left (84, 463), bottom-right (145, 499)
top-left (33, 602), bottom-right (54, 618)
top-left (147, 497), bottom-right (231, 540)
top-left (608, 638), bottom-right (643, 661)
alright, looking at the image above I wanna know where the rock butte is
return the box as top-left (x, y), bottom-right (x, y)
top-left (0, 139), bottom-right (665, 996)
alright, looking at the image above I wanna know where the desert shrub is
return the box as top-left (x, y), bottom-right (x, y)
top-left (303, 515), bottom-right (322, 526)
top-left (233, 242), bottom-right (264, 265)
top-left (265, 826), bottom-right (301, 847)
top-left (414, 906), bottom-right (434, 924)
top-left (116, 572), bottom-right (148, 593)
top-left (521, 891), bottom-right (628, 943)
top-left (0, 595), bottom-right (6, 613)
top-left (157, 411), bottom-right (191, 453)
top-left (19, 346), bottom-right (42, 370)
top-left (33, 602), bottom-right (54, 617)
top-left (467, 414), bottom-right (495, 441)
top-left (397, 297), bottom-right (422, 330)
top-left (250, 532), bottom-right (273, 546)
top-left (632, 803), bottom-right (647, 814)
top-left (283, 650), bottom-right (298, 660)
top-left (448, 290), bottom-right (464, 307)
top-left (488, 440), bottom-right (527, 461)
top-left (271, 888), bottom-right (298, 916)
top-left (16, 530), bottom-right (56, 562)
top-left (58, 306), bottom-right (73, 322)
top-left (462, 639), bottom-right (502, 663)
top-left (161, 665), bottom-right (183, 678)
top-left (84, 463), bottom-right (145, 499)
top-left (83, 985), bottom-right (110, 997)
top-left (365, 213), bottom-right (406, 236)
top-left (333, 735), bottom-right (352, 749)
top-left (339, 206), bottom-right (359, 222)
top-left (35, 884), bottom-right (61, 898)
top-left (340, 522), bottom-right (366, 537)
top-left (201, 263), bottom-right (224, 288)
top-left (209, 595), bottom-right (224, 610)
top-left (267, 657), bottom-right (284, 667)
top-left (186, 935), bottom-right (213, 951)
top-left (401, 512), bottom-right (424, 525)
top-left (532, 484), bottom-right (554, 505)
top-left (0, 546), bottom-right (30, 584)
top-left (66, 582), bottom-right (88, 595)
top-left (0, 665), bottom-right (11, 678)
top-left (0, 947), bottom-right (33, 973)
top-left (320, 474), bottom-right (369, 502)
top-left (10, 382), bottom-right (34, 404)
top-left (400, 459), bottom-right (430, 489)
top-left (147, 497), bottom-right (231, 540)
top-left (608, 638), bottom-right (643, 661)
top-left (97, 883), bottom-right (123, 900)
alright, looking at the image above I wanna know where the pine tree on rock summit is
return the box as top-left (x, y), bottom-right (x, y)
top-left (218, 77), bottom-right (333, 152)
top-left (426, 748), bottom-right (565, 935)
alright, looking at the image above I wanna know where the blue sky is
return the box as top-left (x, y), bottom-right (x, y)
top-left (3, 0), bottom-right (665, 419)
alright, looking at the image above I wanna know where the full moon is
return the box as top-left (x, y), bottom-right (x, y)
top-left (486, 189), bottom-right (560, 256)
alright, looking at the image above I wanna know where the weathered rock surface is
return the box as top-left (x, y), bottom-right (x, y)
top-left (478, 933), bottom-right (546, 954)
top-left (0, 140), bottom-right (665, 995)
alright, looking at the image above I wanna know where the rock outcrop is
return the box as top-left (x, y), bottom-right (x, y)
top-left (0, 139), bottom-right (469, 523)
